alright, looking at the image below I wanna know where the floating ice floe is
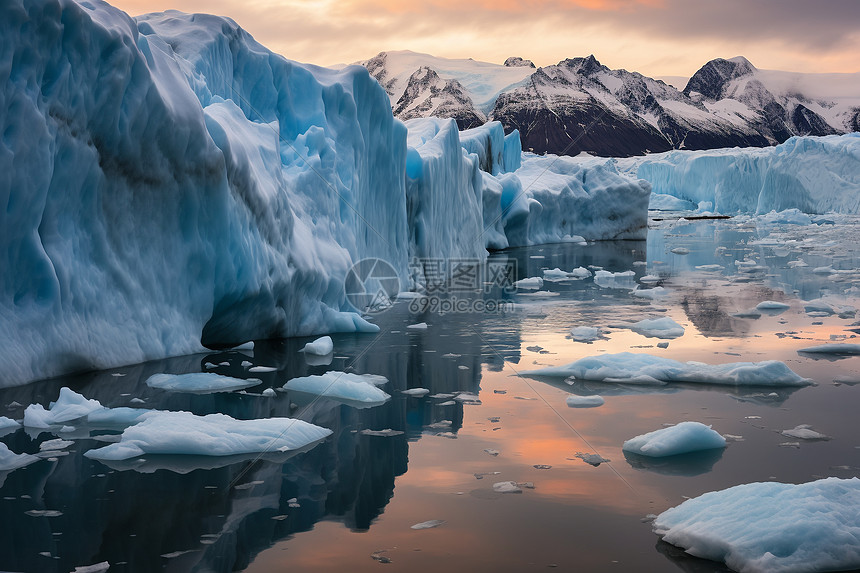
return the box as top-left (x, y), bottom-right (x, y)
top-left (804, 299), bottom-right (856, 317)
top-left (625, 317), bottom-right (685, 339)
top-left (565, 395), bottom-right (605, 408)
top-left (593, 270), bottom-right (636, 289)
top-left (411, 520), bottom-right (445, 530)
top-left (574, 452), bottom-right (610, 466)
top-left (632, 286), bottom-right (669, 300)
top-left (670, 247), bottom-right (690, 255)
top-left (521, 352), bottom-right (810, 386)
top-left (569, 326), bottom-right (606, 343)
top-left (283, 372), bottom-right (390, 407)
top-left (653, 477), bottom-right (860, 573)
top-left (780, 424), bottom-right (831, 440)
top-left (84, 411), bottom-right (331, 461)
top-left (299, 336), bottom-right (334, 356)
top-left (406, 322), bottom-right (429, 330)
top-left (360, 429), bottom-right (404, 437)
top-left (23, 387), bottom-right (109, 429)
top-left (798, 343), bottom-right (860, 356)
top-left (622, 422), bottom-right (726, 457)
top-left (401, 388), bottom-right (430, 397)
top-left (514, 277), bottom-right (544, 290)
top-left (0, 442), bottom-right (40, 471)
top-left (145, 373), bottom-right (259, 394)
top-left (493, 481), bottom-right (522, 493)
top-left (756, 300), bottom-right (790, 311)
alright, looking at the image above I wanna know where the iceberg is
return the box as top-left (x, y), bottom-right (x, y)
top-left (798, 343), bottom-right (860, 356)
top-left (283, 372), bottom-right (390, 407)
top-left (84, 411), bottom-right (331, 461)
top-left (0, 0), bottom-right (654, 387)
top-left (521, 352), bottom-right (811, 387)
top-left (145, 372), bottom-right (260, 394)
top-left (622, 133), bottom-right (860, 214)
top-left (622, 422), bottom-right (726, 457)
top-left (653, 477), bottom-right (860, 573)
top-left (0, 0), bottom-right (405, 387)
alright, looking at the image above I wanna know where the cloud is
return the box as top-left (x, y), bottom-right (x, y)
top-left (112, 0), bottom-right (860, 76)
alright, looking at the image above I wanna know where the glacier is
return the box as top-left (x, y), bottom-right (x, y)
top-left (0, 0), bottom-right (651, 387)
top-left (619, 133), bottom-right (860, 214)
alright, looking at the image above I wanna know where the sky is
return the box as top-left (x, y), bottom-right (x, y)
top-left (113, 0), bottom-right (860, 79)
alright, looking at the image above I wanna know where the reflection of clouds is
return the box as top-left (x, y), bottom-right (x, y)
top-left (113, 0), bottom-right (860, 77)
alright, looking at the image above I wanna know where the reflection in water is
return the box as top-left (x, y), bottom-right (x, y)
top-left (656, 539), bottom-right (734, 573)
top-left (3, 216), bottom-right (860, 571)
top-left (624, 448), bottom-right (726, 477)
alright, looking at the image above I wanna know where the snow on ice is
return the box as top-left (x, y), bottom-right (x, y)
top-left (653, 477), bottom-right (860, 573)
top-left (622, 422), bottom-right (726, 457)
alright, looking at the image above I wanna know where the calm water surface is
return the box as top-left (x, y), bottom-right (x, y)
top-left (3, 215), bottom-right (860, 572)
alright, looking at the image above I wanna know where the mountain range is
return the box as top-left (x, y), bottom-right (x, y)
top-left (360, 51), bottom-right (860, 157)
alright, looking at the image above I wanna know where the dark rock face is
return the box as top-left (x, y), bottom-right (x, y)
top-left (393, 67), bottom-right (485, 130)
top-left (792, 104), bottom-right (839, 136)
top-left (490, 56), bottom-right (767, 157)
top-left (504, 56), bottom-right (535, 68)
top-left (363, 52), bottom-right (857, 158)
top-left (683, 57), bottom-right (755, 100)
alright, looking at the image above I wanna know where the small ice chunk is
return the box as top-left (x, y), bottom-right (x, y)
top-left (632, 286), bottom-right (669, 300)
top-left (483, 449), bottom-right (500, 456)
top-left (248, 365), bottom-right (277, 373)
top-left (406, 322), bottom-right (429, 330)
top-left (565, 395), bottom-right (604, 408)
top-left (284, 372), bottom-right (390, 406)
top-left (411, 519), bottom-right (445, 530)
top-left (401, 388), bottom-right (430, 397)
top-left (622, 422), bottom-right (726, 457)
top-left (639, 275), bottom-right (661, 283)
top-left (261, 388), bottom-right (276, 398)
top-left (493, 481), bottom-right (522, 493)
top-left (780, 424), bottom-right (831, 440)
top-left (574, 452), bottom-right (610, 466)
top-left (454, 393), bottom-right (481, 404)
top-left (299, 336), bottom-right (333, 356)
top-left (23, 387), bottom-right (104, 428)
top-left (39, 439), bottom-right (73, 452)
top-left (627, 317), bottom-right (685, 339)
top-left (543, 268), bottom-right (570, 280)
top-left (0, 416), bottom-right (20, 432)
top-left (656, 342), bottom-right (669, 349)
top-left (533, 464), bottom-right (552, 470)
top-left (360, 429), bottom-right (404, 437)
top-left (514, 277), bottom-right (544, 290)
top-left (25, 510), bottom-right (63, 517)
top-left (569, 267), bottom-right (593, 279)
top-left (756, 300), bottom-right (790, 311)
top-left (570, 326), bottom-right (605, 343)
top-left (146, 373), bottom-right (258, 394)
top-left (798, 343), bottom-right (860, 356)
top-left (670, 247), bottom-right (690, 255)
top-left (72, 562), bottom-right (110, 573)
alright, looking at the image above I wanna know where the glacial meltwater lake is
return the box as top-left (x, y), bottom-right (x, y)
top-left (3, 214), bottom-right (860, 572)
